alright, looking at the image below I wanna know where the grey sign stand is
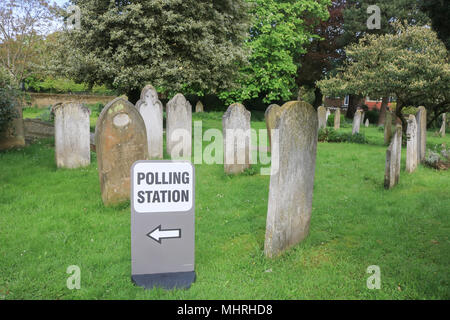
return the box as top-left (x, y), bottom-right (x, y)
top-left (131, 160), bottom-right (195, 290)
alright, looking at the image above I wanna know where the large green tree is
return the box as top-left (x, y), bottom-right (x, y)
top-left (219, 0), bottom-right (330, 105)
top-left (338, 0), bottom-right (429, 121)
top-left (317, 23), bottom-right (450, 131)
top-left (59, 0), bottom-right (250, 103)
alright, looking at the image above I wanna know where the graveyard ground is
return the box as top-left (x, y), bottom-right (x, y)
top-left (1, 111), bottom-right (449, 299)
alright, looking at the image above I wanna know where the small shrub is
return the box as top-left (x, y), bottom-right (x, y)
top-left (318, 128), bottom-right (368, 144)
top-left (378, 125), bottom-right (384, 132)
top-left (39, 106), bottom-right (54, 123)
top-left (0, 69), bottom-right (21, 132)
top-left (424, 144), bottom-right (449, 170)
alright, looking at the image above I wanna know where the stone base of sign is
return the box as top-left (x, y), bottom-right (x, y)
top-left (132, 271), bottom-right (196, 290)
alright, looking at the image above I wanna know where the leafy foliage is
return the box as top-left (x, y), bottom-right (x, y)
top-left (219, 0), bottom-right (330, 104)
top-left (318, 127), bottom-right (368, 144)
top-left (0, 69), bottom-right (21, 132)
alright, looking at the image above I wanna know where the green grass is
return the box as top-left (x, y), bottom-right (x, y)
top-left (0, 115), bottom-right (449, 300)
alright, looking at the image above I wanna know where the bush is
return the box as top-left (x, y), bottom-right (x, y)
top-left (424, 144), bottom-right (449, 170)
top-left (401, 106), bottom-right (418, 116)
top-left (318, 128), bottom-right (368, 144)
top-left (39, 106), bottom-right (54, 123)
top-left (366, 110), bottom-right (379, 124)
top-left (0, 69), bottom-right (21, 132)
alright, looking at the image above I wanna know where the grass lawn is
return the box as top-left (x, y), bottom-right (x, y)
top-left (1, 111), bottom-right (449, 299)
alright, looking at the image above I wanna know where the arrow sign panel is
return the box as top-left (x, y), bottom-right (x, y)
top-left (147, 225), bottom-right (181, 244)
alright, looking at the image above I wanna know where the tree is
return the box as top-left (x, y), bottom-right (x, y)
top-left (219, 0), bottom-right (331, 105)
top-left (317, 23), bottom-right (450, 132)
top-left (420, 0), bottom-right (450, 50)
top-left (0, 0), bottom-right (57, 85)
top-left (339, 0), bottom-right (429, 121)
top-left (57, 0), bottom-right (251, 103)
top-left (295, 0), bottom-right (346, 108)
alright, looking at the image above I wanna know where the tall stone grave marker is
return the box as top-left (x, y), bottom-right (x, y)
top-left (135, 85), bottom-right (164, 159)
top-left (265, 104), bottom-right (281, 150)
top-left (415, 106), bottom-right (427, 162)
top-left (264, 101), bottom-right (318, 258)
top-left (365, 118), bottom-right (369, 127)
top-left (334, 108), bottom-right (341, 130)
top-left (439, 113), bottom-right (446, 137)
top-left (352, 110), bottom-right (362, 134)
top-left (223, 103), bottom-right (251, 174)
top-left (384, 111), bottom-right (392, 145)
top-left (95, 98), bottom-right (148, 206)
top-left (384, 124), bottom-right (402, 189)
top-left (53, 102), bottom-right (91, 168)
top-left (406, 114), bottom-right (418, 173)
top-left (317, 106), bottom-right (327, 129)
top-left (195, 101), bottom-right (204, 113)
top-left (325, 108), bottom-right (331, 122)
top-left (166, 94), bottom-right (192, 159)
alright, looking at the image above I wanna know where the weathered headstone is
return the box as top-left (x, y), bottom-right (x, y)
top-left (384, 124), bottom-right (402, 189)
top-left (352, 110), bottom-right (362, 134)
top-left (384, 111), bottom-right (392, 145)
top-left (0, 106), bottom-right (25, 150)
top-left (135, 85), bottom-right (164, 159)
top-left (406, 114), bottom-right (418, 173)
top-left (265, 104), bottom-right (281, 150)
top-left (223, 103), bottom-right (251, 174)
top-left (439, 113), bottom-right (446, 137)
top-left (195, 101), bottom-right (204, 113)
top-left (166, 93), bottom-right (192, 159)
top-left (264, 101), bottom-right (318, 258)
top-left (317, 106), bottom-right (327, 129)
top-left (360, 111), bottom-right (365, 126)
top-left (53, 102), bottom-right (91, 169)
top-left (95, 97), bottom-right (148, 206)
top-left (334, 108), bottom-right (341, 130)
top-left (415, 106), bottom-right (427, 163)
top-left (365, 118), bottom-right (369, 127)
top-left (325, 108), bottom-right (331, 123)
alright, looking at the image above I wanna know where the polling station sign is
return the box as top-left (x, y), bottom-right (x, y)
top-left (131, 161), bottom-right (195, 290)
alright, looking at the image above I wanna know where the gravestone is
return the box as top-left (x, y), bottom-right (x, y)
top-left (223, 103), bottom-right (251, 174)
top-left (0, 106), bottom-right (25, 150)
top-left (195, 101), bottom-right (204, 113)
top-left (415, 106), bottom-right (427, 163)
top-left (317, 106), bottom-right (327, 129)
top-left (334, 108), bottom-right (341, 130)
top-left (265, 104), bottom-right (281, 150)
top-left (360, 111), bottom-right (365, 126)
top-left (384, 112), bottom-right (392, 145)
top-left (352, 110), bottom-right (362, 134)
top-left (365, 118), bottom-right (369, 127)
top-left (384, 124), bottom-right (402, 189)
top-left (439, 113), bottom-right (446, 137)
top-left (166, 93), bottom-right (192, 159)
top-left (135, 85), bottom-right (164, 159)
top-left (53, 102), bottom-right (91, 168)
top-left (264, 101), bottom-right (318, 258)
top-left (406, 114), bottom-right (418, 173)
top-left (95, 97), bottom-right (148, 206)
top-left (325, 108), bottom-right (331, 123)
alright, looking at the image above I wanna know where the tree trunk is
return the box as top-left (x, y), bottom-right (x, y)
top-left (345, 94), bottom-right (361, 119)
top-left (394, 100), bottom-right (407, 136)
top-left (378, 96), bottom-right (389, 126)
top-left (313, 87), bottom-right (323, 109)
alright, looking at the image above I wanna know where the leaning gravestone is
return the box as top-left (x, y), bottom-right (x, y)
top-left (384, 124), bottom-right (402, 189)
top-left (334, 108), bottom-right (341, 130)
top-left (195, 101), bottom-right (204, 113)
top-left (265, 104), bottom-right (282, 150)
top-left (264, 101), bottom-right (318, 258)
top-left (406, 114), bottom-right (418, 173)
top-left (384, 111), bottom-right (392, 145)
top-left (223, 103), bottom-right (251, 174)
top-left (365, 118), bottom-right (369, 127)
top-left (166, 94), bottom-right (192, 159)
top-left (135, 85), bottom-right (164, 159)
top-left (95, 97), bottom-right (148, 206)
top-left (415, 106), bottom-right (427, 163)
top-left (53, 102), bottom-right (91, 169)
top-left (439, 113), bottom-right (446, 137)
top-left (352, 110), bottom-right (362, 134)
top-left (317, 106), bottom-right (327, 129)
